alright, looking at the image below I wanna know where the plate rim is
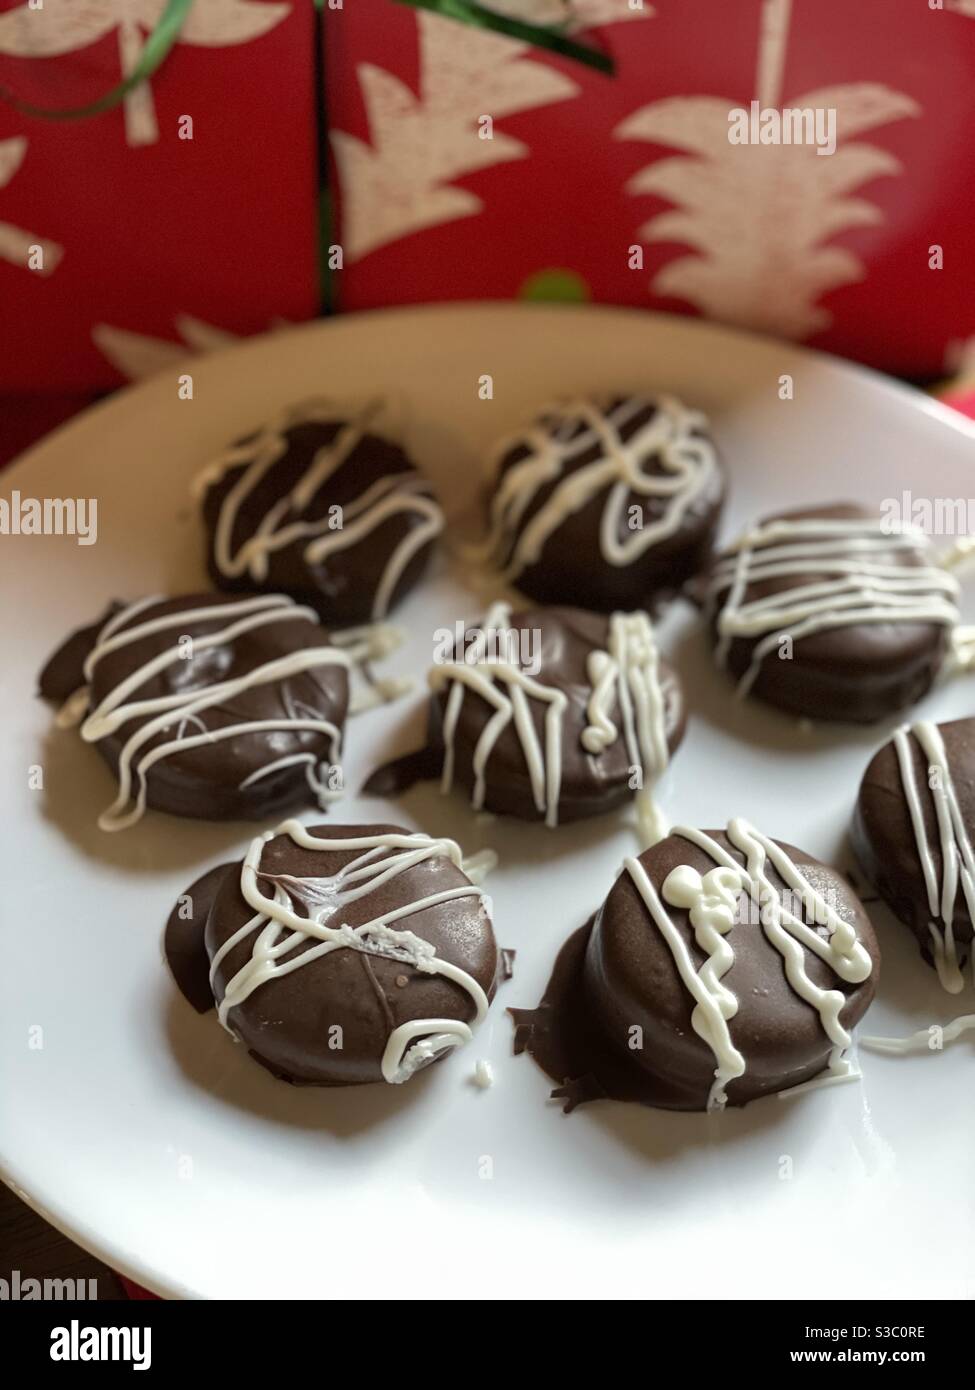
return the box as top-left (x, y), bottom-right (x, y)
top-left (6, 304), bottom-right (975, 487)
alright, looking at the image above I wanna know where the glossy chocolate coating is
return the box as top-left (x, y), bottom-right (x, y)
top-left (513, 829), bottom-right (879, 1112)
top-left (201, 419), bottom-right (440, 625)
top-left (851, 716), bottom-right (975, 976)
top-left (39, 594), bottom-right (348, 822)
top-left (365, 605), bottom-right (686, 825)
top-left (443, 607), bottom-right (685, 822)
top-left (708, 503), bottom-right (950, 723)
top-left (490, 397), bottom-right (724, 611)
top-left (167, 823), bottom-right (500, 1087)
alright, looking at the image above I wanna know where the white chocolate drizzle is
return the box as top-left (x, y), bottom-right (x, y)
top-left (582, 611), bottom-right (671, 844)
top-left (625, 817), bottom-right (873, 1110)
top-left (890, 720), bottom-right (975, 994)
top-left (209, 820), bottom-right (492, 1084)
top-left (775, 1062), bottom-right (862, 1100)
top-left (861, 1015), bottom-right (975, 1056)
top-left (707, 517), bottom-right (960, 697)
top-left (429, 602), bottom-right (671, 836)
top-left (472, 1059), bottom-right (495, 1089)
top-left (938, 535), bottom-right (975, 574)
top-left (475, 395), bottom-right (717, 578)
top-left (59, 594), bottom-right (349, 832)
top-left (634, 859), bottom-right (745, 1110)
top-left (194, 398), bottom-right (444, 620)
top-left (327, 622), bottom-right (413, 712)
top-left (430, 601), bottom-right (568, 828)
top-left (947, 625), bottom-right (975, 674)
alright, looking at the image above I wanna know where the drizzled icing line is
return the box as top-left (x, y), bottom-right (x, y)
top-left (475, 396), bottom-right (717, 578)
top-left (327, 622), bottom-right (413, 712)
top-left (430, 601), bottom-right (567, 827)
top-left (194, 398), bottom-right (444, 620)
top-left (429, 603), bottom-right (670, 835)
top-left (583, 611), bottom-right (670, 844)
top-left (59, 594), bottom-right (349, 832)
top-left (209, 820), bottom-right (492, 1085)
top-left (627, 817), bottom-right (873, 1110)
top-left (861, 1015), bottom-right (975, 1056)
top-left (708, 518), bottom-right (960, 697)
top-left (947, 624), bottom-right (975, 674)
top-left (627, 859), bottom-right (745, 1110)
top-left (892, 720), bottom-right (975, 994)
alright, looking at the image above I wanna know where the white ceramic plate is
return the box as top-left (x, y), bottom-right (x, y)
top-left (3, 305), bottom-right (974, 1301)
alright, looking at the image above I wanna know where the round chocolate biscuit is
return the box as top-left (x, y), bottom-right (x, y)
top-left (706, 503), bottom-right (957, 723)
top-left (512, 819), bottom-right (880, 1112)
top-left (167, 820), bottom-right (500, 1087)
top-left (431, 604), bottom-right (685, 828)
top-left (852, 716), bottom-right (975, 993)
top-left (366, 602), bottom-right (685, 836)
top-left (197, 400), bottom-right (444, 625)
top-left (39, 592), bottom-right (349, 829)
top-left (477, 395), bottom-right (724, 612)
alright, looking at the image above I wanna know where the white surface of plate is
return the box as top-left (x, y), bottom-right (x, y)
top-left (2, 305), bottom-right (974, 1301)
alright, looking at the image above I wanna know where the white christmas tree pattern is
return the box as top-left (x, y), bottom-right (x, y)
top-left (92, 314), bottom-right (291, 379)
top-left (0, 0), bottom-right (289, 148)
top-left (614, 0), bottom-right (919, 339)
top-left (331, 10), bottom-right (581, 263)
top-left (0, 135), bottom-right (62, 274)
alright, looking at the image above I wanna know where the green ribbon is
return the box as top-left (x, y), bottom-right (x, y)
top-left (0, 0), bottom-right (194, 121)
top-left (393, 0), bottom-right (614, 74)
top-left (0, 0), bottom-right (611, 315)
top-left (0, 0), bottom-right (612, 121)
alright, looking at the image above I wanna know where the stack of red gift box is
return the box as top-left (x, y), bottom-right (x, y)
top-left (1, 0), bottom-right (973, 460)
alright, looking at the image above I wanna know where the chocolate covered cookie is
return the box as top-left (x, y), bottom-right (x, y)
top-left (475, 395), bottom-right (724, 611)
top-left (367, 602), bottom-right (686, 840)
top-left (166, 819), bottom-right (503, 1086)
top-left (852, 717), bottom-right (975, 994)
top-left (196, 399), bottom-right (444, 625)
top-left (512, 818), bottom-right (879, 1111)
top-left (706, 504), bottom-right (959, 722)
top-left (39, 593), bottom-right (349, 830)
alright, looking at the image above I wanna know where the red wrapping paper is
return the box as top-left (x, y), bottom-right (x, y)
top-left (326, 0), bottom-right (975, 379)
top-left (1, 0), bottom-right (973, 407)
top-left (0, 0), bottom-right (320, 393)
